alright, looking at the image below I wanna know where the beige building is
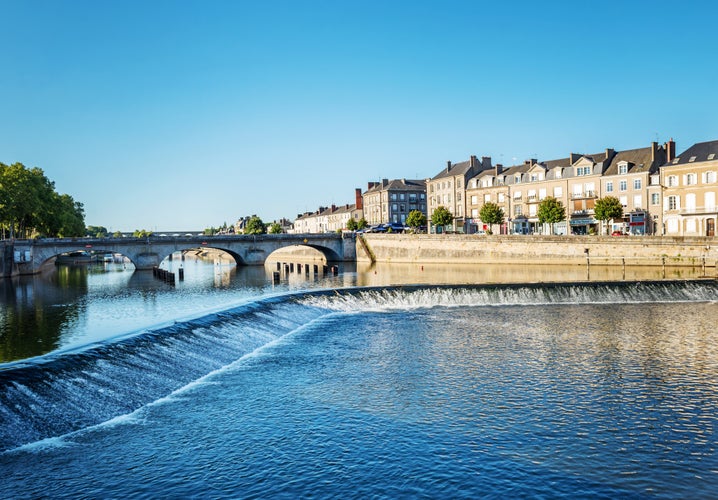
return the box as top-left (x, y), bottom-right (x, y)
top-left (292, 189), bottom-right (364, 233)
top-left (661, 139), bottom-right (718, 236)
top-left (362, 179), bottom-right (426, 226)
top-left (599, 142), bottom-right (668, 235)
top-left (427, 156), bottom-right (490, 233)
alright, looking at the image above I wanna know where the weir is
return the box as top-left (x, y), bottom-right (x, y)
top-left (1, 280), bottom-right (717, 453)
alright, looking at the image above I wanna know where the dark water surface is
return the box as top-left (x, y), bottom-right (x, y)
top-left (1, 261), bottom-right (717, 498)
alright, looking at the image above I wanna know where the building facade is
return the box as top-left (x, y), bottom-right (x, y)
top-left (362, 179), bottom-right (426, 226)
top-left (662, 140), bottom-right (718, 237)
top-left (427, 156), bottom-right (490, 232)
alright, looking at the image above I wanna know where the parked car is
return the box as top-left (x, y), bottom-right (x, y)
top-left (387, 223), bottom-right (407, 233)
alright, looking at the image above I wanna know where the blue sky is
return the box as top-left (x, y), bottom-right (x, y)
top-left (2, 0), bottom-right (717, 231)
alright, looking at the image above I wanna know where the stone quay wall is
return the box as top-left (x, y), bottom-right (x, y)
top-left (357, 234), bottom-right (718, 268)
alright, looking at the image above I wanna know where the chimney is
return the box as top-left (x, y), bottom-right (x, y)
top-left (665, 138), bottom-right (676, 162)
top-left (605, 148), bottom-right (615, 161)
top-left (382, 178), bottom-right (388, 187)
top-left (495, 163), bottom-right (503, 176)
top-left (481, 156), bottom-right (492, 169)
top-left (651, 142), bottom-right (658, 162)
top-left (469, 155), bottom-right (477, 169)
top-left (355, 188), bottom-right (363, 209)
top-left (446, 161), bottom-right (452, 172)
top-left (331, 204), bottom-right (337, 212)
top-left (570, 153), bottom-right (581, 164)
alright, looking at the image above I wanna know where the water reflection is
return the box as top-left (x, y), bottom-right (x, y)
top-left (0, 257), bottom-right (713, 364)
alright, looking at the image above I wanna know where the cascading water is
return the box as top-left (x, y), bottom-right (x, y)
top-left (1, 280), bottom-right (716, 454)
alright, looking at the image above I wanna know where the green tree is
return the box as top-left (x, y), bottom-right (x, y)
top-left (87, 225), bottom-right (108, 238)
top-left (0, 162), bottom-right (85, 238)
top-left (431, 206), bottom-right (454, 233)
top-left (133, 229), bottom-right (153, 238)
top-left (268, 222), bottom-right (282, 234)
top-left (594, 196), bottom-right (624, 234)
top-left (112, 230), bottom-right (123, 238)
top-left (244, 216), bottom-right (266, 235)
top-left (405, 210), bottom-right (427, 232)
top-left (478, 202), bottom-right (504, 235)
top-left (357, 217), bottom-right (368, 230)
top-left (346, 218), bottom-right (358, 231)
top-left (537, 196), bottom-right (566, 235)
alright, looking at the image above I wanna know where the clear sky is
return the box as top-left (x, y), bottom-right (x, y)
top-left (2, 0), bottom-right (717, 232)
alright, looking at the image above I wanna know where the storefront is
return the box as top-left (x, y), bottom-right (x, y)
top-left (570, 216), bottom-right (597, 235)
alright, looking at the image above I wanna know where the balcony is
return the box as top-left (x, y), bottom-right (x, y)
top-left (677, 206), bottom-right (718, 215)
top-left (570, 190), bottom-right (597, 200)
top-left (571, 209), bottom-right (595, 216)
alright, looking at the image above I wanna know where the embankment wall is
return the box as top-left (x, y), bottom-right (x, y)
top-left (357, 234), bottom-right (718, 267)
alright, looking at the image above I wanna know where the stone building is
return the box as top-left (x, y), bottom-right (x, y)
top-left (427, 156), bottom-right (490, 233)
top-left (362, 179), bottom-right (426, 226)
top-left (661, 139), bottom-right (718, 236)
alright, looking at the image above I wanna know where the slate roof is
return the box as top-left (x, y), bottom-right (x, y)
top-left (431, 160), bottom-right (481, 181)
top-left (364, 179), bottom-right (425, 195)
top-left (603, 146), bottom-right (662, 175)
top-left (669, 140), bottom-right (718, 166)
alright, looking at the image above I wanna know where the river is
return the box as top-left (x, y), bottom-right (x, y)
top-left (0, 254), bottom-right (717, 497)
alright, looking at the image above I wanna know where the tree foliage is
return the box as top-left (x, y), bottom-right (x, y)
top-left (357, 217), bottom-right (368, 230)
top-left (478, 202), bottom-right (504, 234)
top-left (0, 162), bottom-right (85, 238)
top-left (87, 225), bottom-right (108, 238)
top-left (594, 196), bottom-right (624, 234)
top-left (406, 210), bottom-right (427, 230)
top-left (133, 229), bottom-right (153, 238)
top-left (244, 216), bottom-right (266, 235)
top-left (537, 197), bottom-right (566, 224)
top-left (268, 222), bottom-right (282, 234)
top-left (346, 218), bottom-right (358, 231)
top-left (431, 206), bottom-right (454, 232)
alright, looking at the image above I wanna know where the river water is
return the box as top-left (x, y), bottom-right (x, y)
top-left (1, 256), bottom-right (717, 498)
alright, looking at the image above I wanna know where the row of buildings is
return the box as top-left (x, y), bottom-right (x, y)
top-left (290, 138), bottom-right (718, 237)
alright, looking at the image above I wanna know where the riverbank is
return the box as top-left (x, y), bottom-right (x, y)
top-left (357, 234), bottom-right (718, 271)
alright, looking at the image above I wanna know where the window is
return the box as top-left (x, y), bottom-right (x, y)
top-left (392, 204), bottom-right (398, 212)
top-left (391, 193), bottom-right (397, 201)
top-left (400, 193), bottom-right (405, 201)
top-left (471, 195), bottom-right (478, 205)
top-left (689, 156), bottom-right (696, 163)
top-left (457, 179), bottom-right (461, 188)
top-left (457, 193), bottom-right (461, 202)
top-left (667, 175), bottom-right (678, 187)
top-left (513, 191), bottom-right (522, 200)
top-left (704, 171), bottom-right (717, 183)
top-left (633, 195), bottom-right (642, 209)
top-left (539, 188), bottom-right (546, 200)
top-left (555, 168), bottom-right (562, 179)
top-left (618, 164), bottom-right (628, 175)
top-left (529, 204), bottom-right (537, 216)
top-left (606, 181), bottom-right (613, 193)
top-left (708, 154), bottom-right (716, 160)
top-left (686, 193), bottom-right (696, 210)
top-left (651, 193), bottom-right (660, 205)
top-left (420, 193), bottom-right (425, 199)
top-left (515, 175), bottom-right (522, 184)
top-left (667, 196), bottom-right (678, 210)
top-left (706, 192), bottom-right (716, 210)
top-left (471, 208), bottom-right (478, 217)
top-left (686, 173), bottom-right (696, 185)
top-left (553, 186), bottom-right (563, 198)
top-left (633, 179), bottom-right (641, 189)
top-left (484, 194), bottom-right (491, 202)
top-left (619, 196), bottom-right (628, 208)
top-left (619, 180), bottom-right (627, 191)
top-left (514, 205), bottom-right (522, 216)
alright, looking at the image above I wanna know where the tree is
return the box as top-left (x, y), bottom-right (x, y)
top-left (431, 206), bottom-right (454, 233)
top-left (87, 225), bottom-right (108, 238)
top-left (268, 222), bottom-right (282, 234)
top-left (594, 196), bottom-right (624, 234)
top-left (357, 217), bottom-right (368, 230)
top-left (133, 229), bottom-right (153, 238)
top-left (406, 210), bottom-right (427, 232)
top-left (478, 202), bottom-right (504, 235)
top-left (0, 162), bottom-right (85, 238)
top-left (346, 218), bottom-right (358, 231)
top-left (537, 196), bottom-right (566, 235)
top-left (244, 216), bottom-right (266, 235)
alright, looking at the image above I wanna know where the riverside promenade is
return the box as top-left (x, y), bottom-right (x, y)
top-left (357, 234), bottom-right (718, 271)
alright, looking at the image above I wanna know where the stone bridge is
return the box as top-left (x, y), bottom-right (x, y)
top-left (1, 233), bottom-right (357, 276)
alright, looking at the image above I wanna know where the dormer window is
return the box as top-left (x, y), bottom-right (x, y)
top-left (555, 168), bottom-right (562, 179)
top-left (618, 162), bottom-right (628, 175)
top-left (689, 156), bottom-right (696, 162)
top-left (708, 154), bottom-right (716, 160)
